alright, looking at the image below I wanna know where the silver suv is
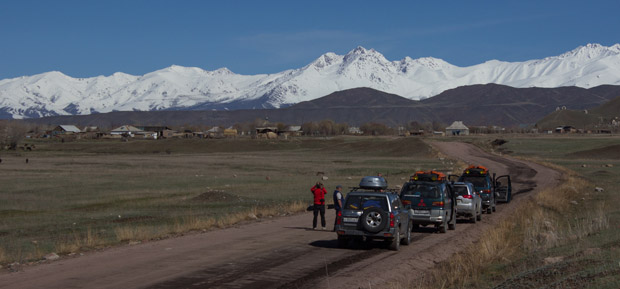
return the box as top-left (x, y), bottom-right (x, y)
top-left (335, 177), bottom-right (413, 251)
top-left (453, 182), bottom-right (482, 223)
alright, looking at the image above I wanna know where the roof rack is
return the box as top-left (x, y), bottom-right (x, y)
top-left (348, 187), bottom-right (400, 194)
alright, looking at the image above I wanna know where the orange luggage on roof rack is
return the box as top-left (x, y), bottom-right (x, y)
top-left (410, 170), bottom-right (446, 182)
top-left (464, 165), bottom-right (489, 175)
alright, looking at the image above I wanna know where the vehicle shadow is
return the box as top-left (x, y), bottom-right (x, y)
top-left (309, 239), bottom-right (387, 250)
top-left (412, 226), bottom-right (439, 233)
top-left (283, 226), bottom-right (321, 231)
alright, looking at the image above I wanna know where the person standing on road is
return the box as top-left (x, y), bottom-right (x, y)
top-left (332, 185), bottom-right (343, 231)
top-left (311, 182), bottom-right (327, 230)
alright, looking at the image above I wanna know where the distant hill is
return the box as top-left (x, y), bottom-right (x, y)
top-left (24, 85), bottom-right (620, 129)
top-left (536, 94), bottom-right (620, 130)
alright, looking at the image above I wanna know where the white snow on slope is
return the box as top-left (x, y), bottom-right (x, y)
top-left (1, 43), bottom-right (619, 119)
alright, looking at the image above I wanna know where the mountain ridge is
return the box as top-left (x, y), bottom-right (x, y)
top-left (23, 84), bottom-right (620, 128)
top-left (2, 43), bottom-right (620, 119)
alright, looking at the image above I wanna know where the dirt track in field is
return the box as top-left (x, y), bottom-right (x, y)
top-left (0, 142), bottom-right (561, 289)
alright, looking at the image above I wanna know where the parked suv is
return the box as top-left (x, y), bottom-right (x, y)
top-left (458, 165), bottom-right (512, 213)
top-left (335, 176), bottom-right (413, 251)
top-left (452, 182), bottom-right (482, 223)
top-left (400, 171), bottom-right (456, 233)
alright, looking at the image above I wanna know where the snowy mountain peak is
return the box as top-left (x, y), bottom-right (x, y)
top-left (559, 43), bottom-right (620, 60)
top-left (2, 43), bottom-right (620, 119)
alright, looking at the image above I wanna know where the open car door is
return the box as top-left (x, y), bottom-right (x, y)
top-left (495, 175), bottom-right (512, 203)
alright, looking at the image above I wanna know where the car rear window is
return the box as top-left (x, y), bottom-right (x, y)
top-left (401, 184), bottom-right (440, 199)
top-left (344, 195), bottom-right (388, 211)
top-left (459, 176), bottom-right (488, 188)
top-left (453, 185), bottom-right (470, 196)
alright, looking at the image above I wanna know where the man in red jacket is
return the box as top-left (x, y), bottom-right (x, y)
top-left (311, 182), bottom-right (327, 230)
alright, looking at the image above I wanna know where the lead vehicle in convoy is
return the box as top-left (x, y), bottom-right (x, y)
top-left (335, 176), bottom-right (413, 251)
top-left (457, 165), bottom-right (512, 214)
top-left (400, 171), bottom-right (457, 233)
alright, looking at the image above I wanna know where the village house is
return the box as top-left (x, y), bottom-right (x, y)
top-left (110, 125), bottom-right (158, 139)
top-left (51, 125), bottom-right (81, 136)
top-left (446, 121), bottom-right (469, 136)
top-left (279, 126), bottom-right (302, 138)
top-left (555, 125), bottom-right (577, 133)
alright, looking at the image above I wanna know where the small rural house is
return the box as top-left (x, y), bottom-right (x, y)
top-left (446, 121), bottom-right (469, 136)
top-left (280, 126), bottom-right (302, 137)
top-left (110, 125), bottom-right (143, 136)
top-left (52, 125), bottom-right (82, 136)
top-left (255, 127), bottom-right (278, 139)
top-left (110, 125), bottom-right (157, 139)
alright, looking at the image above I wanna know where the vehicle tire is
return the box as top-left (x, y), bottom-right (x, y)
top-left (470, 213), bottom-right (476, 223)
top-left (413, 223), bottom-right (420, 230)
top-left (492, 200), bottom-right (497, 212)
top-left (486, 206), bottom-right (492, 214)
top-left (401, 221), bottom-right (412, 246)
top-left (477, 206), bottom-right (482, 221)
top-left (389, 230), bottom-right (400, 251)
top-left (337, 235), bottom-right (348, 248)
top-left (360, 207), bottom-right (387, 233)
top-left (448, 210), bottom-right (456, 230)
top-left (439, 215), bottom-right (447, 233)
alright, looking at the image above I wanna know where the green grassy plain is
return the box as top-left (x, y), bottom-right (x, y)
top-left (0, 136), bottom-right (446, 264)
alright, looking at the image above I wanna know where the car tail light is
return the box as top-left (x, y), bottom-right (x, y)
top-left (432, 201), bottom-right (444, 207)
top-left (402, 200), bottom-right (411, 205)
top-left (336, 211), bottom-right (342, 225)
top-left (390, 213), bottom-right (395, 228)
top-left (462, 194), bottom-right (473, 199)
top-left (482, 189), bottom-right (491, 194)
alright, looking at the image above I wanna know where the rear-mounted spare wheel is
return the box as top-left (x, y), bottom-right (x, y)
top-left (361, 207), bottom-right (387, 233)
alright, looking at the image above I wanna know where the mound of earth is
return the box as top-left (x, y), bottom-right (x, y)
top-left (567, 144), bottom-right (620, 160)
top-left (192, 190), bottom-right (242, 202)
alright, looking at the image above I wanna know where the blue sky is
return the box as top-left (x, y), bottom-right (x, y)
top-left (1, 0), bottom-right (619, 79)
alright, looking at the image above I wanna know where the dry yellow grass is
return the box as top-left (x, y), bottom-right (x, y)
top-left (114, 201), bottom-right (308, 242)
top-left (399, 166), bottom-right (609, 289)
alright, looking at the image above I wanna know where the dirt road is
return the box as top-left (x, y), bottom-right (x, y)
top-left (0, 142), bottom-right (560, 289)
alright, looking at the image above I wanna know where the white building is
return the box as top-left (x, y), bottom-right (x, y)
top-left (446, 121), bottom-right (469, 136)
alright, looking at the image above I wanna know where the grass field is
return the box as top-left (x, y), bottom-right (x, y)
top-left (0, 136), bottom-right (447, 265)
top-left (407, 134), bottom-right (620, 289)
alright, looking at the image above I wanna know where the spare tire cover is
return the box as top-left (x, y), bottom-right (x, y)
top-left (361, 207), bottom-right (388, 233)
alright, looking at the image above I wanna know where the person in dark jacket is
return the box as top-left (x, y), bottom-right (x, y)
top-left (311, 182), bottom-right (327, 230)
top-left (332, 185), bottom-right (343, 231)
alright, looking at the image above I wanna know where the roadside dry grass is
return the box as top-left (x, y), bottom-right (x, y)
top-left (0, 136), bottom-right (445, 265)
top-left (393, 135), bottom-right (620, 289)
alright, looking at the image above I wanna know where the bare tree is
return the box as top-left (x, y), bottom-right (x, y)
top-left (0, 120), bottom-right (30, 150)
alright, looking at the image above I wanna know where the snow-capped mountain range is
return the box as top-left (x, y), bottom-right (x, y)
top-left (1, 43), bottom-right (620, 119)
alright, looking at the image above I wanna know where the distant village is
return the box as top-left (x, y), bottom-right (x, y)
top-left (30, 119), bottom-right (618, 143)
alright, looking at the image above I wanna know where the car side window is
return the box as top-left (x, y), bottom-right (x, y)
top-left (392, 198), bottom-right (402, 210)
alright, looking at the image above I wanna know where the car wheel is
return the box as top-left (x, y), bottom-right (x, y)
top-left (337, 235), bottom-right (348, 248)
top-left (486, 206), bottom-right (492, 214)
top-left (360, 207), bottom-right (387, 233)
top-left (470, 212), bottom-right (477, 223)
top-left (439, 215), bottom-right (447, 233)
top-left (413, 223), bottom-right (420, 230)
top-left (389, 230), bottom-right (400, 251)
top-left (477, 207), bottom-right (482, 221)
top-left (492, 201), bottom-right (497, 212)
top-left (401, 221), bottom-right (412, 246)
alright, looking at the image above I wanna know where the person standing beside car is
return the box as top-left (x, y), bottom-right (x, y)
top-left (311, 182), bottom-right (327, 230)
top-left (332, 185), bottom-right (343, 231)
